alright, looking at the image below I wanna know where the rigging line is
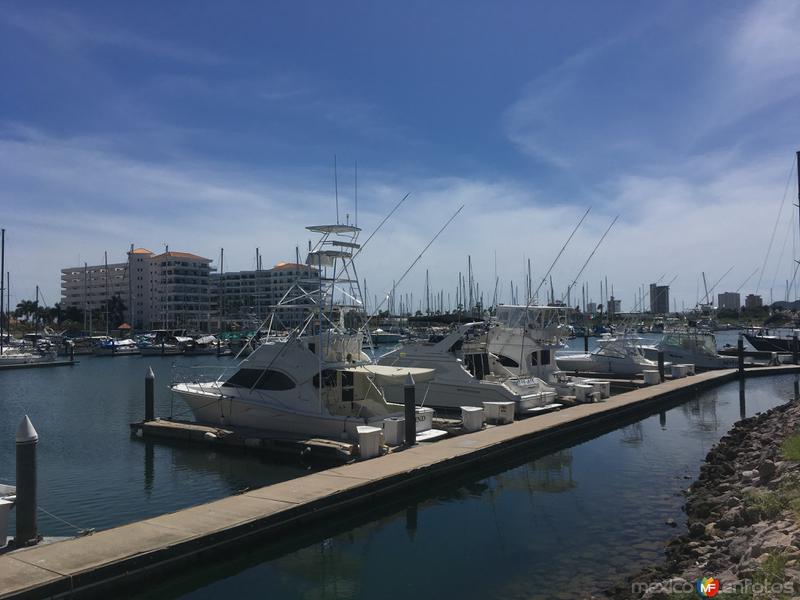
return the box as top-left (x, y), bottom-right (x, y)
top-left (531, 207), bottom-right (591, 303)
top-left (770, 215), bottom-right (795, 292)
top-left (362, 205), bottom-right (464, 332)
top-left (756, 156), bottom-right (796, 294)
top-left (563, 215), bottom-right (619, 303)
top-left (343, 193), bottom-right (410, 270)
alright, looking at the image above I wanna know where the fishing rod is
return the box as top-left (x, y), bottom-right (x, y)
top-left (564, 215), bottom-right (619, 304)
top-left (362, 205), bottom-right (465, 334)
top-left (530, 207), bottom-right (591, 304)
top-left (701, 265), bottom-right (735, 306)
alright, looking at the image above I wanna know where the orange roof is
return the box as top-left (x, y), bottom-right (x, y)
top-left (130, 248), bottom-right (153, 255)
top-left (272, 262), bottom-right (306, 270)
top-left (117, 323), bottom-right (132, 329)
top-left (151, 251), bottom-right (211, 261)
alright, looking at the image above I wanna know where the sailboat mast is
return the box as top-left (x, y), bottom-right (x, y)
top-left (0, 228), bottom-right (4, 355)
top-left (105, 251), bottom-right (109, 336)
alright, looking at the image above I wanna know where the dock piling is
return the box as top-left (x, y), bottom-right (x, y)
top-left (584, 333), bottom-right (589, 353)
top-left (145, 367), bottom-right (155, 422)
top-left (738, 336), bottom-right (745, 376)
top-left (15, 416), bottom-right (39, 548)
top-left (657, 351), bottom-right (665, 383)
top-left (794, 332), bottom-right (798, 366)
top-left (404, 373), bottom-right (416, 447)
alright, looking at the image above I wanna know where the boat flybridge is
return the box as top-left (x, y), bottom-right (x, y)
top-left (170, 223), bottom-right (446, 442)
top-left (378, 322), bottom-right (561, 416)
top-left (639, 328), bottom-right (736, 370)
top-left (556, 333), bottom-right (665, 376)
top-left (486, 304), bottom-right (611, 400)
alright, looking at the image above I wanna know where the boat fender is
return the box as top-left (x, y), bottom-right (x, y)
top-left (204, 431), bottom-right (218, 441)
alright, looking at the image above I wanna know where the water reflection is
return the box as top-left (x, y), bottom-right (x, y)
top-left (134, 375), bottom-right (800, 600)
top-left (682, 392), bottom-right (720, 432)
top-left (620, 423), bottom-right (643, 445)
top-left (144, 441), bottom-right (154, 496)
top-left (740, 379), bottom-right (747, 421)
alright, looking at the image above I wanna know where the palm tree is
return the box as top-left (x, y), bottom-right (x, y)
top-left (15, 299), bottom-right (37, 322)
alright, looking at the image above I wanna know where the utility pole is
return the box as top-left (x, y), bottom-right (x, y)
top-left (0, 228), bottom-right (4, 356)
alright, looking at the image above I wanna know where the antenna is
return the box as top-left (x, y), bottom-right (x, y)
top-left (355, 160), bottom-right (358, 228)
top-left (334, 155), bottom-right (339, 225)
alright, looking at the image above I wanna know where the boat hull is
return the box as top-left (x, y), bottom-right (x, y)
top-left (173, 383), bottom-right (406, 441)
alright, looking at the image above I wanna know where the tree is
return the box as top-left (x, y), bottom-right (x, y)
top-left (107, 295), bottom-right (127, 329)
top-left (15, 299), bottom-right (37, 322)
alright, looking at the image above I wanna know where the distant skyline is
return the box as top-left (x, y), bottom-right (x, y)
top-left (2, 1), bottom-right (800, 313)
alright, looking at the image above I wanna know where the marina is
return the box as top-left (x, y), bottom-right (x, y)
top-left (1, 364), bottom-right (799, 599)
top-left (4, 4), bottom-right (800, 599)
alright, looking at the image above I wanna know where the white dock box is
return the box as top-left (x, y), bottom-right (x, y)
top-left (0, 484), bottom-right (15, 549)
top-left (461, 406), bottom-right (485, 432)
top-left (671, 364), bottom-right (689, 379)
top-left (415, 407), bottom-right (435, 432)
top-left (682, 363), bottom-right (696, 375)
top-left (357, 425), bottom-right (383, 459)
top-left (483, 401), bottom-right (515, 425)
top-left (588, 380), bottom-right (611, 399)
top-left (573, 383), bottom-right (597, 402)
top-left (643, 370), bottom-right (661, 385)
top-left (383, 417), bottom-right (405, 446)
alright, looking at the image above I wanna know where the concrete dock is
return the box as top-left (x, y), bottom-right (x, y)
top-left (2, 365), bottom-right (799, 599)
top-left (0, 360), bottom-right (77, 372)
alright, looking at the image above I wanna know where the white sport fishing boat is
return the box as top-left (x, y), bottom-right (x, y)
top-left (378, 322), bottom-right (561, 415)
top-left (170, 222), bottom-right (446, 441)
top-left (486, 304), bottom-right (610, 401)
top-left (639, 329), bottom-right (736, 370)
top-left (556, 334), bottom-right (665, 376)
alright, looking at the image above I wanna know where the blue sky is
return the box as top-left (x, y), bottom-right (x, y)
top-left (1, 1), bottom-right (799, 313)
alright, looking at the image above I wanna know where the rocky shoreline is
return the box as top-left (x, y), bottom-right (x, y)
top-left (605, 398), bottom-right (800, 599)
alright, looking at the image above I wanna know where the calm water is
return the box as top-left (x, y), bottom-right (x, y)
top-left (133, 374), bottom-right (797, 600)
top-left (0, 334), bottom-right (781, 600)
top-left (0, 354), bottom-right (310, 536)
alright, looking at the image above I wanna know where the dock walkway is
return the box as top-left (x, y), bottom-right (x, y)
top-left (2, 366), bottom-right (799, 599)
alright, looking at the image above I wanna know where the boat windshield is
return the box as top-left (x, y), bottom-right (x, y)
top-left (661, 332), bottom-right (717, 356)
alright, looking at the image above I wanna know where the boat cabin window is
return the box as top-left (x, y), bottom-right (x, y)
top-left (496, 354), bottom-right (520, 368)
top-left (313, 369), bottom-right (338, 388)
top-left (465, 353), bottom-right (490, 380)
top-left (448, 339), bottom-right (464, 353)
top-left (224, 368), bottom-right (296, 390)
top-left (530, 350), bottom-right (551, 366)
top-left (308, 342), bottom-right (316, 354)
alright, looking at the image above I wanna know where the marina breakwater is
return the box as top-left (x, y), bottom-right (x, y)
top-left (606, 396), bottom-right (800, 599)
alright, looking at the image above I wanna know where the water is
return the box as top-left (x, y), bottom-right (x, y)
top-left (0, 341), bottom-right (785, 599)
top-left (133, 374), bottom-right (798, 600)
top-left (0, 355), bottom-right (310, 536)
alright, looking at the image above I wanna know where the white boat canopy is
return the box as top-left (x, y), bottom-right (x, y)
top-left (341, 365), bottom-right (436, 385)
top-left (306, 224), bottom-right (362, 234)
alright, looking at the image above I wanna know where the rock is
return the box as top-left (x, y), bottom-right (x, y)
top-left (759, 459), bottom-right (776, 483)
top-left (689, 521), bottom-right (706, 539)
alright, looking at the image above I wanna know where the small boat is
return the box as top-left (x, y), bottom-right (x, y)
top-left (639, 329), bottom-right (736, 370)
top-left (0, 347), bottom-right (57, 366)
top-left (183, 335), bottom-right (227, 355)
top-left (93, 338), bottom-right (140, 356)
top-left (556, 334), bottom-right (665, 376)
top-left (369, 328), bottom-right (403, 345)
top-left (743, 328), bottom-right (798, 352)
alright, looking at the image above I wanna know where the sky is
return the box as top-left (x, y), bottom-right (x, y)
top-left (1, 0), bottom-right (799, 313)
